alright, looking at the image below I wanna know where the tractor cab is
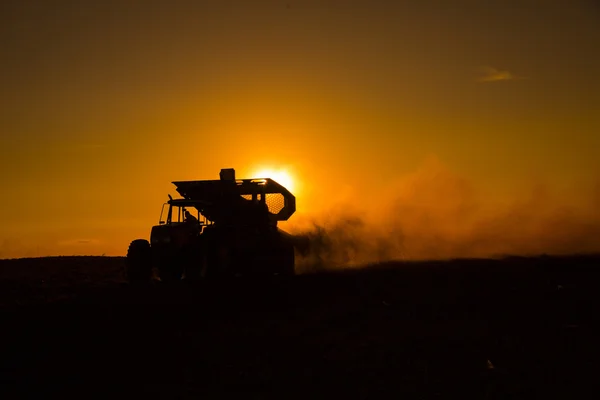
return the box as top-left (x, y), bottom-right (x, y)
top-left (150, 196), bottom-right (212, 249)
top-left (158, 195), bottom-right (212, 228)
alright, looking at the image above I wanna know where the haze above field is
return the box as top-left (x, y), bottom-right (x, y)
top-left (1, 0), bottom-right (599, 260)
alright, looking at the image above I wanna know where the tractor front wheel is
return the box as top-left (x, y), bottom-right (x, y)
top-left (126, 239), bottom-right (152, 284)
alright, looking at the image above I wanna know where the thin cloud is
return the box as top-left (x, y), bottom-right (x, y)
top-left (476, 66), bottom-right (526, 83)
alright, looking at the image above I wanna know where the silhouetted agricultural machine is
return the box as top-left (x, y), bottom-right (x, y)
top-left (125, 168), bottom-right (303, 283)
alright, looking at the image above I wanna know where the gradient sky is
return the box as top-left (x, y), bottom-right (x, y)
top-left (1, 0), bottom-right (599, 259)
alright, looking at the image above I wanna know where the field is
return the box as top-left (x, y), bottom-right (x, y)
top-left (1, 254), bottom-right (598, 398)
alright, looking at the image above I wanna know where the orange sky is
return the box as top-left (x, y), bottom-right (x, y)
top-left (1, 0), bottom-right (599, 259)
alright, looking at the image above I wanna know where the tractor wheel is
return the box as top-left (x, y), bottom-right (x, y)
top-left (182, 241), bottom-right (205, 281)
top-left (201, 229), bottom-right (233, 279)
top-left (278, 244), bottom-right (296, 277)
top-left (157, 257), bottom-right (184, 283)
top-left (126, 239), bottom-right (152, 284)
top-left (206, 244), bottom-right (227, 278)
top-left (204, 242), bottom-right (235, 279)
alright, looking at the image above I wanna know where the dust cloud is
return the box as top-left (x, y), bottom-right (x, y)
top-left (288, 156), bottom-right (600, 272)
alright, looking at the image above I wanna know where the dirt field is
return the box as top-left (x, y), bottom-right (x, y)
top-left (0, 255), bottom-right (598, 398)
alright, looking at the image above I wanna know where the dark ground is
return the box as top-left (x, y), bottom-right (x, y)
top-left (0, 254), bottom-right (598, 399)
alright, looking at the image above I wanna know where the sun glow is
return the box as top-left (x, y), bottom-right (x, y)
top-left (252, 167), bottom-right (296, 193)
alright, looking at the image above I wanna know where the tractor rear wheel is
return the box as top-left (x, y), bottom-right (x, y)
top-left (201, 228), bottom-right (234, 279)
top-left (156, 251), bottom-right (184, 283)
top-left (182, 240), bottom-right (205, 281)
top-left (280, 244), bottom-right (296, 277)
top-left (126, 239), bottom-right (152, 284)
top-left (205, 243), bottom-right (234, 279)
top-left (269, 243), bottom-right (295, 277)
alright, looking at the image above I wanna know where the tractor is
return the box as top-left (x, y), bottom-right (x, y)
top-left (125, 168), bottom-right (299, 283)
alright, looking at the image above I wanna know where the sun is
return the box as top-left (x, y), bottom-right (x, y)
top-left (252, 167), bottom-right (296, 193)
